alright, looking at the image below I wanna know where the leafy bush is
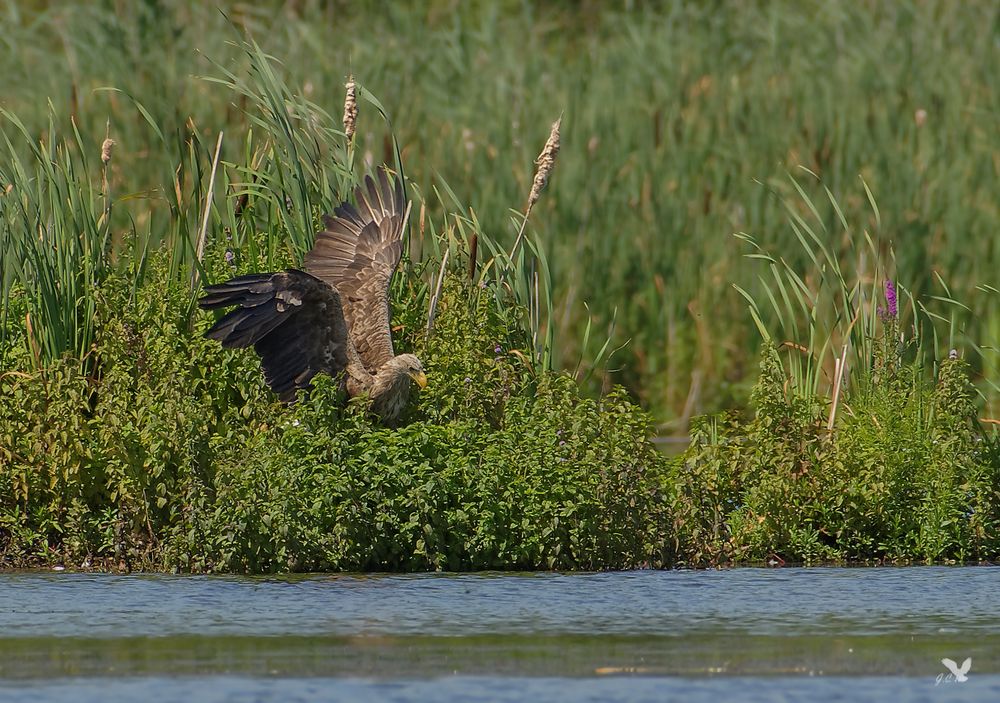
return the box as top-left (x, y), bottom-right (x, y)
top-left (0, 260), bottom-right (671, 572)
top-left (674, 340), bottom-right (1000, 566)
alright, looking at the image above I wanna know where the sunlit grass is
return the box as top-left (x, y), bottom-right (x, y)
top-left (1, 0), bottom-right (998, 422)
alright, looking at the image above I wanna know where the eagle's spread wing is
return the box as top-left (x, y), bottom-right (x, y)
top-left (304, 169), bottom-right (409, 373)
top-left (199, 270), bottom-right (359, 403)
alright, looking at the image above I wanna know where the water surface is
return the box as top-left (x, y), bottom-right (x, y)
top-left (1, 567), bottom-right (997, 701)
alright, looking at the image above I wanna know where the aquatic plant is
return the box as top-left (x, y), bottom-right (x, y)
top-left (674, 338), bottom-right (1000, 565)
top-left (883, 280), bottom-right (898, 320)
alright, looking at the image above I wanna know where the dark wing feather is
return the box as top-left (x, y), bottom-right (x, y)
top-left (305, 168), bottom-right (409, 373)
top-left (199, 270), bottom-right (358, 403)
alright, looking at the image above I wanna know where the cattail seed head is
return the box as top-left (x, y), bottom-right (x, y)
top-left (529, 117), bottom-right (561, 206)
top-left (101, 138), bottom-right (115, 165)
top-left (343, 75), bottom-right (357, 143)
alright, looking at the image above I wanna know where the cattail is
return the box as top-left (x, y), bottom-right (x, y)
top-left (343, 75), bottom-right (357, 143)
top-left (529, 117), bottom-right (561, 206)
top-left (509, 116), bottom-right (563, 259)
top-left (101, 138), bottom-right (115, 165)
top-left (468, 232), bottom-right (478, 282)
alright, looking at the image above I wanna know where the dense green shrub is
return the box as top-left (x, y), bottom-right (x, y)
top-left (0, 259), bottom-right (671, 572)
top-left (674, 341), bottom-right (1000, 566)
top-left (5, 261), bottom-right (999, 570)
top-left (167, 374), bottom-right (668, 572)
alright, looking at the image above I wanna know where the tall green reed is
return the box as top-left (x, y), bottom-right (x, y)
top-left (735, 171), bottom-right (994, 426)
top-left (2, 1), bottom-right (997, 419)
top-left (0, 110), bottom-right (117, 372)
top-left (0, 27), bottom-right (587, 385)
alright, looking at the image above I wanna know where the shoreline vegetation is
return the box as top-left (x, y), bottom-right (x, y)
top-left (2, 3), bottom-right (999, 572)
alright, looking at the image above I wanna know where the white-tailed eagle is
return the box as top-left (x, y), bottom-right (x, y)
top-left (199, 168), bottom-right (426, 424)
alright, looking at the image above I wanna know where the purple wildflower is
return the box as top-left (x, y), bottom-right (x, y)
top-left (225, 249), bottom-right (236, 266)
top-left (494, 344), bottom-right (502, 354)
top-left (884, 280), bottom-right (897, 319)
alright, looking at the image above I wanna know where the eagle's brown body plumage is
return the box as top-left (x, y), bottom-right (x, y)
top-left (199, 169), bottom-right (425, 425)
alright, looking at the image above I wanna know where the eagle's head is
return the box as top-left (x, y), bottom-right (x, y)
top-left (370, 353), bottom-right (427, 425)
top-left (395, 353), bottom-right (427, 389)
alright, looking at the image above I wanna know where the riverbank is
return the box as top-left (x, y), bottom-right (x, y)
top-left (3, 326), bottom-right (998, 572)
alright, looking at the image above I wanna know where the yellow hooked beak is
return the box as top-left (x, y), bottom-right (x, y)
top-left (409, 370), bottom-right (428, 389)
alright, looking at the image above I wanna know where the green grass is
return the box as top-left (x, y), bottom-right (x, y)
top-left (2, 1), bottom-right (997, 421)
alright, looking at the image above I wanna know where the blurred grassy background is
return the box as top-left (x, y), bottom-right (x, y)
top-left (2, 0), bottom-right (998, 425)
